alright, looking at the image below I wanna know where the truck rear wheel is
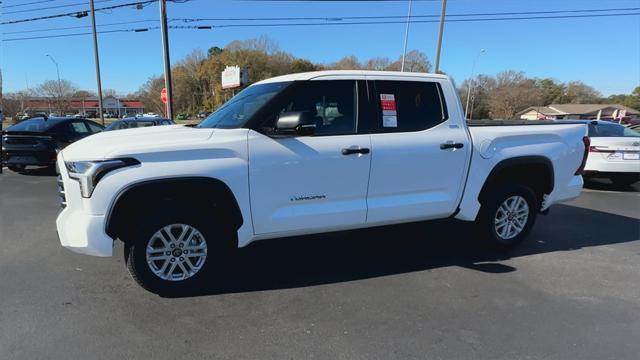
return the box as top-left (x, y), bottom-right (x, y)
top-left (124, 207), bottom-right (232, 295)
top-left (476, 184), bottom-right (538, 248)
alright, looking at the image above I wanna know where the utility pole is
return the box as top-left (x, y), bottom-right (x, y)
top-left (160, 0), bottom-right (174, 119)
top-left (46, 54), bottom-right (62, 115)
top-left (400, 0), bottom-right (413, 72)
top-left (434, 0), bottom-right (448, 73)
top-left (89, 0), bottom-right (105, 125)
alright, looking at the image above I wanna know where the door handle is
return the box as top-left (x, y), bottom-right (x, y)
top-left (440, 142), bottom-right (464, 150)
top-left (342, 147), bottom-right (370, 155)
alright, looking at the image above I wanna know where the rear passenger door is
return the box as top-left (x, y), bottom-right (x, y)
top-left (365, 79), bottom-right (470, 224)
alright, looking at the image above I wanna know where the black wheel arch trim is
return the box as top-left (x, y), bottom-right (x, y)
top-left (105, 176), bottom-right (244, 239)
top-left (479, 155), bottom-right (555, 202)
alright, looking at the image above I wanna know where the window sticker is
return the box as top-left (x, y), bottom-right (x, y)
top-left (380, 94), bottom-right (397, 127)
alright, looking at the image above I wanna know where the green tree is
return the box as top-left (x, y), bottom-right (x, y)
top-left (290, 59), bottom-right (317, 73)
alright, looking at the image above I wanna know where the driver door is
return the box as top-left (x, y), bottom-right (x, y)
top-left (248, 80), bottom-right (372, 235)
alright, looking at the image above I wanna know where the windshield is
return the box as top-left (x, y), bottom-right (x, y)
top-left (198, 82), bottom-right (291, 129)
top-left (588, 122), bottom-right (640, 138)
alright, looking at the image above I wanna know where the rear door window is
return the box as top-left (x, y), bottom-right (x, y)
top-left (372, 80), bottom-right (447, 133)
top-left (69, 121), bottom-right (90, 134)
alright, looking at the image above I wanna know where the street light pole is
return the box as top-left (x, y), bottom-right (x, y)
top-left (464, 49), bottom-right (485, 120)
top-left (89, 0), bottom-right (105, 125)
top-left (159, 0), bottom-right (174, 119)
top-left (434, 0), bottom-right (448, 73)
top-left (46, 54), bottom-right (62, 114)
top-left (400, 0), bottom-right (413, 72)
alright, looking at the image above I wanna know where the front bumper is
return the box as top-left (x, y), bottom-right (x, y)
top-left (55, 152), bottom-right (114, 257)
top-left (56, 209), bottom-right (114, 257)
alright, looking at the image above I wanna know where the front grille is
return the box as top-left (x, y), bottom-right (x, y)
top-left (57, 175), bottom-right (67, 209)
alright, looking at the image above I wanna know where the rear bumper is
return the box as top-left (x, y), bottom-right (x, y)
top-left (585, 157), bottom-right (640, 174)
top-left (543, 175), bottom-right (583, 209)
top-left (2, 149), bottom-right (57, 166)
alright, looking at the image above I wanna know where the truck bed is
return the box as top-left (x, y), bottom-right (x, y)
top-left (467, 120), bottom-right (585, 127)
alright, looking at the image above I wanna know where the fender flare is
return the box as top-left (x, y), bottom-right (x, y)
top-left (105, 176), bottom-right (243, 238)
top-left (479, 155), bottom-right (555, 202)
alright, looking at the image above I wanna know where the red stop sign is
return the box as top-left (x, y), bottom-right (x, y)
top-left (161, 88), bottom-right (167, 104)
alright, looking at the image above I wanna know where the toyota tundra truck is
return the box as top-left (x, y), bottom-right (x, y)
top-left (55, 71), bottom-right (589, 294)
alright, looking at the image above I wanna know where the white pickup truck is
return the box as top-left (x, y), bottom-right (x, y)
top-left (56, 71), bottom-right (588, 294)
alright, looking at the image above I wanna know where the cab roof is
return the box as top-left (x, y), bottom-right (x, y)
top-left (253, 70), bottom-right (449, 85)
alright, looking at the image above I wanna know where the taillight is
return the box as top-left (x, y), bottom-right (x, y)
top-left (575, 136), bottom-right (590, 175)
top-left (589, 146), bottom-right (615, 153)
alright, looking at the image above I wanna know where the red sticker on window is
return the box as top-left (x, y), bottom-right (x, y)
top-left (380, 94), bottom-right (397, 112)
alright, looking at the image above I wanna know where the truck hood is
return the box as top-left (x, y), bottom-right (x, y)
top-left (61, 125), bottom-right (217, 161)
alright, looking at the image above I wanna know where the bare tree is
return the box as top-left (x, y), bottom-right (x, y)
top-left (36, 79), bottom-right (78, 114)
top-left (331, 56), bottom-right (362, 70)
top-left (562, 81), bottom-right (602, 104)
top-left (103, 89), bottom-right (118, 98)
top-left (136, 76), bottom-right (166, 115)
top-left (488, 71), bottom-right (543, 119)
top-left (365, 57), bottom-right (391, 71)
top-left (2, 91), bottom-right (32, 122)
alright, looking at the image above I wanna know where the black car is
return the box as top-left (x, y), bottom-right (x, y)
top-left (1, 117), bottom-right (104, 172)
top-left (104, 117), bottom-right (175, 131)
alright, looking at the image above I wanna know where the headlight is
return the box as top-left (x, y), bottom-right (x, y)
top-left (65, 158), bottom-right (139, 198)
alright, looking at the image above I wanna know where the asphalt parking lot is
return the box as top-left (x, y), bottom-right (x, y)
top-left (1, 169), bottom-right (639, 360)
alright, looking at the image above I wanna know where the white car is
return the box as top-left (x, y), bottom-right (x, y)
top-left (55, 70), bottom-right (588, 294)
top-left (580, 120), bottom-right (640, 186)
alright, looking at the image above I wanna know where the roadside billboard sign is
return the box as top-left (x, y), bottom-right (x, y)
top-left (222, 66), bottom-right (247, 89)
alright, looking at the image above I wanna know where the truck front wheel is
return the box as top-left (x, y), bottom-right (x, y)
top-left (124, 207), bottom-right (232, 295)
top-left (476, 184), bottom-right (538, 248)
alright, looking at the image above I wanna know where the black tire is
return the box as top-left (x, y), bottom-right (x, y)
top-left (124, 206), bottom-right (233, 295)
top-left (476, 184), bottom-right (538, 249)
top-left (610, 173), bottom-right (639, 187)
top-left (8, 165), bottom-right (25, 173)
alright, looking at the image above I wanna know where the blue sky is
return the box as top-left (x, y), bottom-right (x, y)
top-left (1, 0), bottom-right (639, 96)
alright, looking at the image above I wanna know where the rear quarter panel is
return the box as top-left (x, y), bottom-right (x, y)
top-left (456, 123), bottom-right (587, 221)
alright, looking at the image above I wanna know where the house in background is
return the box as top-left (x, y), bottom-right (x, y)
top-left (516, 104), bottom-right (639, 121)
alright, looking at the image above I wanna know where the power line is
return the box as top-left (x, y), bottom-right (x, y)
top-left (177, 11), bottom-right (640, 28)
top-left (0, 0), bottom-right (158, 25)
top-left (2, 19), bottom-right (158, 34)
top-left (175, 7), bottom-right (640, 22)
top-left (3, 11), bottom-right (639, 42)
top-left (3, 7), bottom-right (638, 34)
top-left (3, 27), bottom-right (160, 41)
top-left (1, 0), bottom-right (56, 9)
top-left (2, 0), bottom-right (120, 15)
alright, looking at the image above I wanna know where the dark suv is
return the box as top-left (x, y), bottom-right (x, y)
top-left (1, 117), bottom-right (104, 172)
